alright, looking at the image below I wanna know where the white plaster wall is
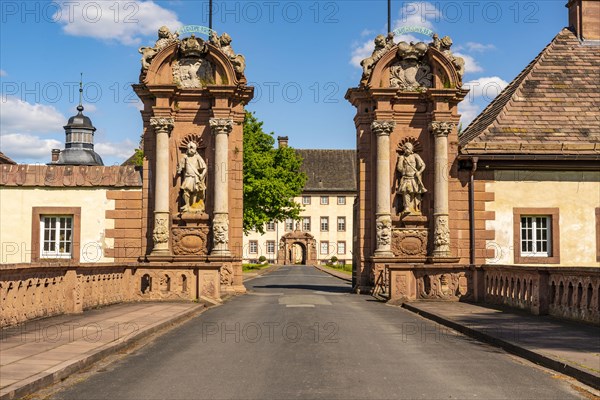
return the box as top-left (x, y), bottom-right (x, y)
top-left (243, 193), bottom-right (355, 264)
top-left (0, 187), bottom-right (117, 264)
top-left (486, 171), bottom-right (600, 267)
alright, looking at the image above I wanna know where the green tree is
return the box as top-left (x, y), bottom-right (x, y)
top-left (243, 112), bottom-right (306, 234)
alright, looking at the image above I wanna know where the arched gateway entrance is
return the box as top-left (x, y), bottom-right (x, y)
top-left (278, 231), bottom-right (317, 265)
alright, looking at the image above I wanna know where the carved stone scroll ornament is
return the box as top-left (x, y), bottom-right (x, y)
top-left (152, 216), bottom-right (169, 245)
top-left (209, 32), bottom-right (246, 76)
top-left (376, 215), bottom-right (392, 248)
top-left (429, 121), bottom-right (456, 137)
top-left (139, 26), bottom-right (180, 72)
top-left (212, 214), bottom-right (229, 246)
top-left (433, 215), bottom-right (450, 252)
top-left (390, 42), bottom-right (433, 91)
top-left (371, 120), bottom-right (396, 136)
top-left (391, 229), bottom-right (428, 257)
top-left (150, 117), bottom-right (175, 135)
top-left (360, 33), bottom-right (395, 86)
top-left (209, 118), bottom-right (234, 136)
top-left (172, 227), bottom-right (209, 256)
top-left (220, 264), bottom-right (234, 286)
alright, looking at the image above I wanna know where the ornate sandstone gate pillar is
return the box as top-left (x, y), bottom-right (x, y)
top-left (346, 34), bottom-right (469, 298)
top-left (134, 28), bottom-right (253, 301)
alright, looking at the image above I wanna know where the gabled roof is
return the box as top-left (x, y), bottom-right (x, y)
top-left (0, 151), bottom-right (16, 165)
top-left (296, 149), bottom-right (357, 192)
top-left (460, 28), bottom-right (600, 155)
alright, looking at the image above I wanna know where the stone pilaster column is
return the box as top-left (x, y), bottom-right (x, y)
top-left (210, 118), bottom-right (234, 255)
top-left (429, 121), bottom-right (456, 257)
top-left (149, 117), bottom-right (174, 255)
top-left (372, 120), bottom-right (395, 256)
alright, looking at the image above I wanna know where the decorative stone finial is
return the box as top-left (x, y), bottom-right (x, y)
top-left (429, 121), bottom-right (456, 137)
top-left (360, 34), bottom-right (395, 86)
top-left (371, 120), bottom-right (396, 136)
top-left (209, 31), bottom-right (246, 77)
top-left (138, 26), bottom-right (180, 73)
top-left (430, 34), bottom-right (465, 81)
top-left (209, 118), bottom-right (234, 136)
top-left (180, 35), bottom-right (208, 58)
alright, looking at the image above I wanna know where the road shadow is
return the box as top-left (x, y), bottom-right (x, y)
top-left (250, 284), bottom-right (352, 294)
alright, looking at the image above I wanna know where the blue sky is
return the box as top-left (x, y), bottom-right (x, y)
top-left (0, 1), bottom-right (568, 165)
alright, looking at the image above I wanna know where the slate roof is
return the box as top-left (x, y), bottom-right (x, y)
top-left (0, 152), bottom-right (16, 165)
top-left (296, 149), bottom-right (357, 192)
top-left (460, 28), bottom-right (600, 155)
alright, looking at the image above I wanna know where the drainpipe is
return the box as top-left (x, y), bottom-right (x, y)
top-left (469, 157), bottom-right (479, 265)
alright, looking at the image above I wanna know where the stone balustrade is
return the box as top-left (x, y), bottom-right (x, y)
top-left (0, 262), bottom-right (223, 328)
top-left (483, 265), bottom-right (599, 324)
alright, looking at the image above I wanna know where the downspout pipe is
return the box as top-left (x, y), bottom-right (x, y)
top-left (469, 157), bottom-right (479, 265)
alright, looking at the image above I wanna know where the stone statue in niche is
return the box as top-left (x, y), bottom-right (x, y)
top-left (177, 142), bottom-right (207, 213)
top-left (139, 26), bottom-right (179, 71)
top-left (209, 32), bottom-right (246, 76)
top-left (390, 42), bottom-right (433, 91)
top-left (396, 142), bottom-right (426, 215)
top-left (360, 33), bottom-right (395, 86)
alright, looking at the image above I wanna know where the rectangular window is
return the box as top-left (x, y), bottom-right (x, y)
top-left (320, 196), bottom-right (329, 205)
top-left (337, 216), bottom-right (346, 232)
top-left (513, 208), bottom-right (559, 264)
top-left (266, 241), bottom-right (275, 254)
top-left (302, 217), bottom-right (311, 232)
top-left (249, 240), bottom-right (258, 254)
top-left (337, 241), bottom-right (346, 255)
top-left (320, 241), bottom-right (329, 255)
top-left (337, 196), bottom-right (346, 205)
top-left (320, 217), bottom-right (329, 232)
top-left (266, 221), bottom-right (275, 231)
top-left (302, 196), bottom-right (311, 205)
top-left (41, 216), bottom-right (73, 258)
top-left (285, 218), bottom-right (294, 231)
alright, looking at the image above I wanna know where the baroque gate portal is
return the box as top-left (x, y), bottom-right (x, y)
top-left (279, 231), bottom-right (317, 265)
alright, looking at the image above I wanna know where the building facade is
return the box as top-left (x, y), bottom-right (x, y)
top-left (243, 142), bottom-right (357, 265)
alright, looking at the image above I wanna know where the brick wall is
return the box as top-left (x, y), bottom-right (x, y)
top-left (105, 190), bottom-right (143, 262)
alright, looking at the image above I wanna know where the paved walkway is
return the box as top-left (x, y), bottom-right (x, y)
top-left (0, 302), bottom-right (203, 400)
top-left (403, 301), bottom-right (600, 390)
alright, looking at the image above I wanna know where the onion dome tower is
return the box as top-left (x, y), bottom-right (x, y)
top-left (53, 76), bottom-right (104, 166)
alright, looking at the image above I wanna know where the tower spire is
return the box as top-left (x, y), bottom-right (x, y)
top-left (77, 73), bottom-right (84, 112)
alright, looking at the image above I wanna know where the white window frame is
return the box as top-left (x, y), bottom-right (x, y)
top-left (320, 241), bottom-right (329, 255)
top-left (520, 216), bottom-right (551, 257)
top-left (320, 196), bottom-right (329, 205)
top-left (320, 217), bottom-right (329, 232)
top-left (249, 240), bottom-right (258, 254)
top-left (285, 218), bottom-right (294, 231)
top-left (40, 215), bottom-right (73, 259)
top-left (302, 196), bottom-right (311, 205)
top-left (337, 216), bottom-right (346, 232)
top-left (266, 241), bottom-right (276, 254)
top-left (337, 196), bottom-right (346, 205)
top-left (302, 217), bottom-right (311, 231)
top-left (337, 241), bottom-right (346, 255)
top-left (266, 221), bottom-right (275, 231)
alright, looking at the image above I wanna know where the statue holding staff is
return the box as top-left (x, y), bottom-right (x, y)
top-left (396, 142), bottom-right (426, 215)
top-left (177, 142), bottom-right (207, 213)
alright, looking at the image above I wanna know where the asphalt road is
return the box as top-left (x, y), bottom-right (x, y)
top-left (50, 265), bottom-right (584, 399)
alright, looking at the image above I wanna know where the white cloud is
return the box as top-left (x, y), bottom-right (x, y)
top-left (0, 133), bottom-right (62, 161)
top-left (95, 139), bottom-right (138, 160)
top-left (454, 53), bottom-right (483, 74)
top-left (0, 70), bottom-right (7, 77)
top-left (395, 2), bottom-right (441, 30)
top-left (465, 42), bottom-right (496, 52)
top-left (54, 1), bottom-right (182, 46)
top-left (350, 40), bottom-right (376, 68)
top-left (361, 29), bottom-right (375, 37)
top-left (458, 101), bottom-right (481, 128)
top-left (82, 103), bottom-right (97, 113)
top-left (0, 97), bottom-right (65, 135)
top-left (463, 76), bottom-right (508, 101)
